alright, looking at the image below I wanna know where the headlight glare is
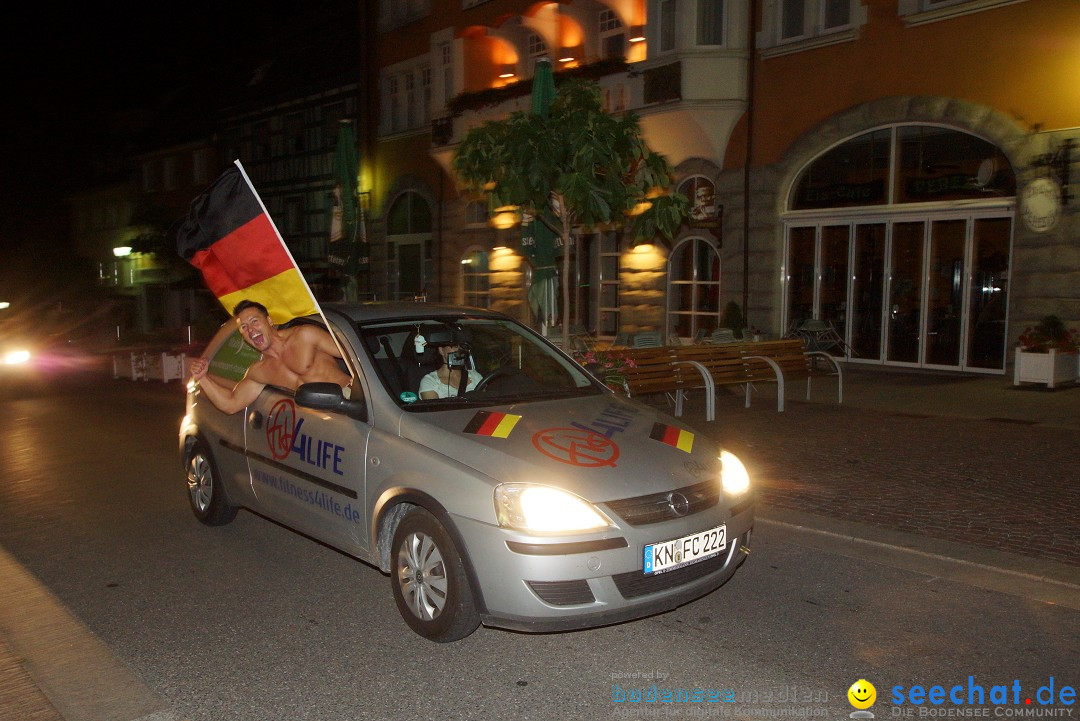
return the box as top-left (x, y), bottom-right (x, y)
top-left (3, 350), bottom-right (31, 365)
top-left (495, 484), bottom-right (611, 533)
top-left (720, 450), bottom-right (750, 495)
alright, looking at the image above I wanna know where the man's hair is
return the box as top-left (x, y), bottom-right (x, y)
top-left (233, 299), bottom-right (269, 317)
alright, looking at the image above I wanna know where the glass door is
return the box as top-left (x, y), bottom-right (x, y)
top-left (924, 219), bottom-right (966, 367)
top-left (820, 225), bottom-right (850, 342)
top-left (786, 226), bottom-right (816, 331)
top-left (966, 217), bottom-right (1011, 370)
top-left (849, 224), bottom-right (886, 361)
top-left (886, 222), bottom-right (925, 364)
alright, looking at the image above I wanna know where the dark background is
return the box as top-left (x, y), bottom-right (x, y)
top-left (0, 1), bottom-right (333, 303)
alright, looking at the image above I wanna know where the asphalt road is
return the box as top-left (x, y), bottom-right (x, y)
top-left (0, 378), bottom-right (1076, 721)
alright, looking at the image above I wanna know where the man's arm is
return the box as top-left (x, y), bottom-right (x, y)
top-left (190, 357), bottom-right (266, 414)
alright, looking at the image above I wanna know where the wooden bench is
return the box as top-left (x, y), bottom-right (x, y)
top-left (616, 347), bottom-right (715, 419)
top-left (614, 339), bottom-right (842, 418)
top-left (734, 339), bottom-right (843, 412)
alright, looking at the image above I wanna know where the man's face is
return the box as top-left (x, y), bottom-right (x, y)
top-left (236, 308), bottom-right (272, 351)
top-left (696, 186), bottom-right (712, 206)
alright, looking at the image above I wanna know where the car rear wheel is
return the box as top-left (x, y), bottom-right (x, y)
top-left (391, 507), bottom-right (480, 642)
top-left (186, 442), bottom-right (238, 526)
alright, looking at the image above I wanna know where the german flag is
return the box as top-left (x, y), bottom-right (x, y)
top-left (650, 422), bottom-right (694, 453)
top-left (463, 411), bottom-right (521, 438)
top-left (171, 161), bottom-right (317, 323)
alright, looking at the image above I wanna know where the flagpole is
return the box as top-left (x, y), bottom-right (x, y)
top-left (232, 160), bottom-right (351, 361)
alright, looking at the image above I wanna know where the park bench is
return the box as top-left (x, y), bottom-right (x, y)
top-left (616, 347), bottom-right (715, 419)
top-left (616, 338), bottom-right (842, 418)
top-left (733, 339), bottom-right (843, 412)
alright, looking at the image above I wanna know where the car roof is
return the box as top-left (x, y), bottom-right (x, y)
top-left (320, 301), bottom-right (512, 325)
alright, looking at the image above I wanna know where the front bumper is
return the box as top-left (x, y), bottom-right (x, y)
top-left (454, 499), bottom-right (754, 633)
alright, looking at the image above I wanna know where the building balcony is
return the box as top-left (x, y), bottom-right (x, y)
top-left (429, 52), bottom-right (749, 174)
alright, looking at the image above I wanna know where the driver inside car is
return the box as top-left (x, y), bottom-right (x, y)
top-left (418, 330), bottom-right (483, 399)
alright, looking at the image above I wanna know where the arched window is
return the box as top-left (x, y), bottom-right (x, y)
top-left (791, 125), bottom-right (1015, 210)
top-left (386, 190), bottom-right (433, 300)
top-left (461, 248), bottom-right (491, 308)
top-left (667, 237), bottom-right (720, 339)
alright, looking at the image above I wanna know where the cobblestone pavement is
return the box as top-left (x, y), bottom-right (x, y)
top-left (671, 372), bottom-right (1080, 568)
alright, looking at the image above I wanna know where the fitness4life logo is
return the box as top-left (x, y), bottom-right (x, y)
top-left (266, 399), bottom-right (295, 460)
top-left (264, 398), bottom-right (348, 475)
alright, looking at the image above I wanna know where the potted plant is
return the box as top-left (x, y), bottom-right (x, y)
top-left (1013, 315), bottom-right (1080, 388)
top-left (575, 349), bottom-right (638, 392)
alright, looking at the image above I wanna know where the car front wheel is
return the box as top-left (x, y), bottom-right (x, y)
top-left (185, 441), bottom-right (238, 526)
top-left (390, 507), bottom-right (480, 642)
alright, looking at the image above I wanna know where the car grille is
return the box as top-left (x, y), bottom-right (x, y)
top-left (603, 479), bottom-right (720, 526)
top-left (612, 549), bottom-right (730, 599)
top-left (526, 580), bottom-right (595, 606)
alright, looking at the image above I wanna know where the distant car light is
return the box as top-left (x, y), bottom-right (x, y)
top-left (720, 450), bottom-right (751, 496)
top-left (495, 484), bottom-right (612, 533)
top-left (3, 349), bottom-right (31, 365)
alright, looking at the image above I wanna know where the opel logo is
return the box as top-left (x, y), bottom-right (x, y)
top-left (666, 492), bottom-right (690, 517)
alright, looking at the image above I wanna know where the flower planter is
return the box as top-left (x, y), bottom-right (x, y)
top-left (1013, 348), bottom-right (1079, 389)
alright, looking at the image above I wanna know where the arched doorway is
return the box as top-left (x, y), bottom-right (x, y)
top-left (783, 124), bottom-right (1015, 372)
top-left (386, 190), bottom-right (433, 300)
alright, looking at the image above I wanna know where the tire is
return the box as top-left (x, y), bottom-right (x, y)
top-left (185, 441), bottom-right (238, 526)
top-left (390, 507), bottom-right (480, 642)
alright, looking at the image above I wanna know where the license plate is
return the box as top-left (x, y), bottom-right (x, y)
top-left (643, 524), bottom-right (727, 575)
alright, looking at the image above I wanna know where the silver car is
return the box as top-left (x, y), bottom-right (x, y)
top-left (179, 303), bottom-right (753, 642)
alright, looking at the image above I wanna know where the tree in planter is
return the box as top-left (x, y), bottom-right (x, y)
top-left (719, 301), bottom-right (746, 340)
top-left (453, 78), bottom-right (688, 348)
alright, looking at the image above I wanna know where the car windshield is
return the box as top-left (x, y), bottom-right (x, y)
top-left (356, 315), bottom-right (603, 409)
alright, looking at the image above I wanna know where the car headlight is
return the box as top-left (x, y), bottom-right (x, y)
top-left (720, 450), bottom-right (751, 496)
top-left (3, 349), bottom-right (31, 365)
top-left (495, 484), bottom-right (612, 533)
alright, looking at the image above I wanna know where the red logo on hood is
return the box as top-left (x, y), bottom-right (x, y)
top-left (532, 427), bottom-right (619, 468)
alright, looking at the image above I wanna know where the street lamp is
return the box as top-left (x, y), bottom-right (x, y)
top-left (113, 246), bottom-right (133, 257)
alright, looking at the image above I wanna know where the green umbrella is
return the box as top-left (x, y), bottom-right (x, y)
top-left (329, 120), bottom-right (362, 301)
top-left (522, 59), bottom-right (559, 333)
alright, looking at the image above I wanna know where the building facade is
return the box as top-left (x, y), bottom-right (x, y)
top-left (365, 0), bottom-right (1078, 375)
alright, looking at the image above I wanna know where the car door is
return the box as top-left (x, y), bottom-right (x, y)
top-left (243, 372), bottom-right (371, 557)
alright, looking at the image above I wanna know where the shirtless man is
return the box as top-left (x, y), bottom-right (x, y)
top-left (189, 300), bottom-right (352, 414)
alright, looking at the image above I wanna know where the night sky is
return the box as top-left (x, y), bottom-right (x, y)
top-left (0, 2), bottom-right (316, 301)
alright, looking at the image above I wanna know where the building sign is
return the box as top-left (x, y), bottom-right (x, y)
top-left (679, 176), bottom-right (722, 230)
top-left (1020, 178), bottom-right (1060, 233)
top-left (796, 179), bottom-right (885, 208)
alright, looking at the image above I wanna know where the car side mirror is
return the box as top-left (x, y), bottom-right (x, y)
top-left (295, 382), bottom-right (367, 422)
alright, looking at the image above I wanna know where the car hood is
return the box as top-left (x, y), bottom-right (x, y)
top-left (398, 394), bottom-right (720, 502)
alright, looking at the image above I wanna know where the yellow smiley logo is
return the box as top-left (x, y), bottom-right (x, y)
top-left (848, 679), bottom-right (877, 710)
